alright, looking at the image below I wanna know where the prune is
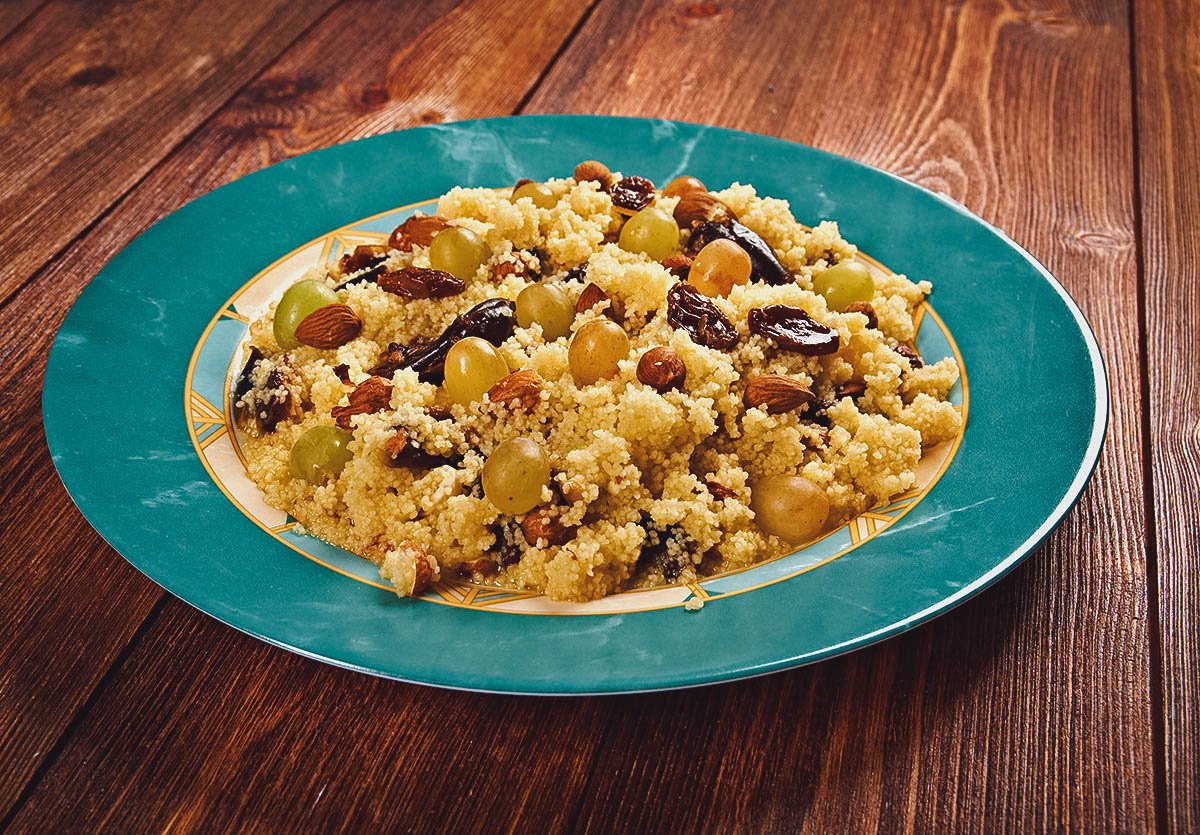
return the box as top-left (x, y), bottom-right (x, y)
top-left (378, 266), bottom-right (465, 300)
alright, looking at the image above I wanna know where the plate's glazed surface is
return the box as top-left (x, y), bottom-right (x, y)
top-left (43, 116), bottom-right (1106, 694)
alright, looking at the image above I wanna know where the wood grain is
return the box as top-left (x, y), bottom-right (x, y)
top-left (0, 0), bottom-right (592, 824)
top-left (522, 0), bottom-right (1154, 830)
top-left (0, 0), bottom-right (43, 41)
top-left (1135, 0), bottom-right (1200, 830)
top-left (0, 0), bottom-right (341, 299)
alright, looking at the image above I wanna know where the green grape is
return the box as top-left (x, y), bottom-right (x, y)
top-left (273, 279), bottom-right (339, 349)
top-left (289, 425), bottom-right (354, 485)
top-left (443, 336), bottom-right (509, 406)
top-left (482, 438), bottom-right (550, 514)
top-left (688, 239), bottom-right (752, 298)
top-left (750, 475), bottom-right (830, 544)
top-left (429, 226), bottom-right (490, 281)
top-left (511, 181), bottom-right (557, 209)
top-left (663, 175), bottom-right (706, 199)
top-left (812, 260), bottom-right (875, 312)
top-left (568, 319), bottom-right (629, 386)
top-left (516, 284), bottom-right (575, 341)
top-left (618, 207), bottom-right (679, 261)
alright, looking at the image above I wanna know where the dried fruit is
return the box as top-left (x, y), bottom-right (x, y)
top-left (748, 305), bottom-right (840, 355)
top-left (371, 298), bottom-right (517, 382)
top-left (378, 266), bottom-right (465, 300)
top-left (706, 479), bottom-right (737, 500)
top-left (459, 557), bottom-right (498, 578)
top-left (843, 300), bottom-right (878, 330)
top-left (233, 347), bottom-right (297, 434)
top-left (666, 282), bottom-right (738, 351)
top-left (294, 303), bottom-right (362, 350)
top-left (610, 175), bottom-right (656, 214)
top-left (837, 380), bottom-right (867, 400)
top-left (636, 347), bottom-right (686, 392)
top-left (673, 191), bottom-right (734, 228)
top-left (388, 213), bottom-right (450, 251)
top-left (744, 374), bottom-right (814, 414)
top-left (574, 160), bottom-right (615, 191)
top-left (660, 253), bottom-right (693, 280)
top-left (687, 221), bottom-right (791, 285)
top-left (487, 369), bottom-right (544, 411)
top-left (338, 244), bottom-right (390, 284)
top-left (332, 363), bottom-right (351, 384)
top-left (895, 343), bottom-right (924, 368)
top-left (575, 282), bottom-right (625, 322)
top-left (490, 250), bottom-right (538, 283)
top-left (331, 376), bottom-right (393, 430)
top-left (522, 507), bottom-right (576, 546)
top-left (381, 427), bottom-right (456, 469)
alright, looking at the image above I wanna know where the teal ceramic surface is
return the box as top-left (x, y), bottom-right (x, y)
top-left (43, 116), bottom-right (1106, 694)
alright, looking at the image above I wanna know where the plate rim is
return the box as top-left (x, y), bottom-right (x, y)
top-left (42, 114), bottom-right (1109, 694)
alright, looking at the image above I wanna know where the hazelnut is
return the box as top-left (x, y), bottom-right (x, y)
top-left (636, 347), bottom-right (687, 393)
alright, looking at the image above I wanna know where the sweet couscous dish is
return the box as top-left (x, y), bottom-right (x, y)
top-left (233, 161), bottom-right (962, 602)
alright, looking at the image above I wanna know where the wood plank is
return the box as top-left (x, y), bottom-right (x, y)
top-left (7, 599), bottom-right (611, 833)
top-left (1134, 0), bottom-right (1200, 830)
top-left (518, 0), bottom-right (1151, 830)
top-left (0, 0), bottom-right (44, 41)
top-left (0, 0), bottom-right (340, 300)
top-left (0, 0), bottom-right (593, 824)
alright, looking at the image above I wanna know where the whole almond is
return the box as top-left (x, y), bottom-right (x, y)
top-left (637, 347), bottom-right (686, 393)
top-left (576, 282), bottom-right (625, 322)
top-left (388, 213), bottom-right (450, 251)
top-left (674, 191), bottom-right (735, 228)
top-left (459, 557), bottom-right (499, 578)
top-left (331, 376), bottom-right (393, 429)
top-left (522, 507), bottom-right (576, 547)
top-left (574, 160), bottom-right (615, 191)
top-left (294, 304), bottom-right (362, 350)
top-left (660, 253), bottom-right (693, 280)
top-left (744, 374), bottom-right (814, 414)
top-left (487, 369), bottom-right (544, 411)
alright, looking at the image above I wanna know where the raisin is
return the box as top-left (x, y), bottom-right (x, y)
top-left (666, 283), bottom-right (739, 351)
top-left (378, 266), bottom-right (465, 300)
top-left (748, 305), bottom-right (840, 355)
top-left (232, 347), bottom-right (296, 434)
top-left (687, 220), bottom-right (791, 285)
top-left (338, 244), bottom-right (390, 285)
top-left (610, 175), bottom-right (656, 213)
top-left (895, 343), bottom-right (924, 368)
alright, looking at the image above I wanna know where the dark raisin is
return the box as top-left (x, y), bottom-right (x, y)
top-left (338, 244), bottom-right (390, 286)
top-left (489, 520), bottom-right (524, 567)
top-left (233, 347), bottom-right (296, 434)
top-left (564, 265), bottom-right (588, 283)
top-left (381, 427), bottom-right (460, 469)
top-left (748, 305), bottom-right (840, 355)
top-left (666, 283), bottom-right (739, 351)
top-left (895, 343), bottom-right (924, 368)
top-left (611, 176), bottom-right (656, 212)
top-left (332, 363), bottom-right (351, 384)
top-left (837, 380), bottom-right (867, 400)
top-left (843, 301), bottom-right (878, 330)
top-left (637, 518), bottom-right (692, 582)
top-left (687, 220), bottom-right (791, 285)
top-left (378, 266), bottom-right (465, 300)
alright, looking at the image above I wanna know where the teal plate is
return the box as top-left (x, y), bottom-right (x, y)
top-left (43, 116), bottom-right (1106, 694)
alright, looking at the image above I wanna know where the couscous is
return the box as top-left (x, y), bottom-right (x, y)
top-left (234, 162), bottom-right (962, 602)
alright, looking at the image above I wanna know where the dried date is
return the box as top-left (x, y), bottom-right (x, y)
top-left (371, 298), bottom-right (517, 383)
top-left (378, 266), bottom-right (465, 300)
top-left (337, 244), bottom-right (390, 286)
top-left (687, 220), bottom-right (791, 285)
top-left (748, 305), bottom-right (840, 355)
top-left (666, 283), bottom-right (738, 351)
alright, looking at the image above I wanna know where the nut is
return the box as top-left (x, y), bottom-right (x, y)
top-left (294, 304), bottom-right (362, 349)
top-left (406, 542), bottom-right (437, 595)
top-left (705, 479), bottom-right (737, 500)
top-left (521, 507), bottom-right (576, 547)
top-left (843, 301), bottom-right (878, 330)
top-left (674, 192), bottom-right (734, 228)
top-left (576, 282), bottom-right (624, 322)
top-left (459, 557), bottom-right (498, 578)
top-left (574, 160), bottom-right (615, 191)
top-left (559, 480), bottom-right (585, 503)
top-left (487, 369), bottom-right (544, 411)
top-left (744, 374), bottom-right (815, 414)
top-left (331, 376), bottom-right (393, 429)
top-left (388, 213), bottom-right (450, 251)
top-left (490, 250), bottom-right (538, 283)
top-left (660, 253), bottom-right (693, 280)
top-left (636, 347), bottom-right (686, 393)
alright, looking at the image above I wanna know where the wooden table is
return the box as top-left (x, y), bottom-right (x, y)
top-left (0, 0), bottom-right (1194, 830)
